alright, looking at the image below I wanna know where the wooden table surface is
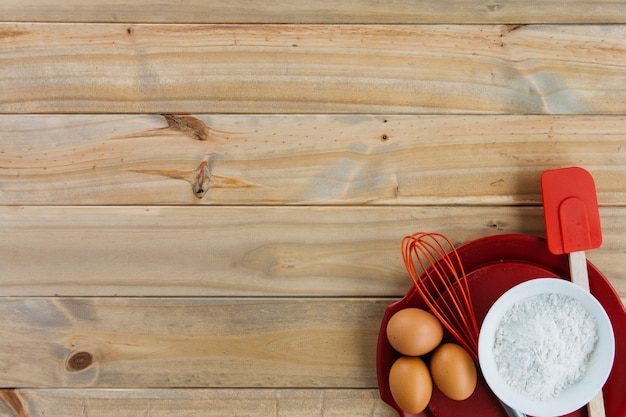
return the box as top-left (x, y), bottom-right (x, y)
top-left (1, 1), bottom-right (625, 416)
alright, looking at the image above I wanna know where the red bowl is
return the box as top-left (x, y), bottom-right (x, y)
top-left (376, 234), bottom-right (626, 417)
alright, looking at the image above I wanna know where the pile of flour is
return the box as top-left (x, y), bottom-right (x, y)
top-left (493, 292), bottom-right (598, 401)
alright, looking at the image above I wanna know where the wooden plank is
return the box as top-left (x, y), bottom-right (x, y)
top-left (1, 24), bottom-right (626, 114)
top-left (1, 388), bottom-right (395, 417)
top-left (2, 115), bottom-right (626, 205)
top-left (0, 297), bottom-right (389, 388)
top-left (2, 0), bottom-right (626, 24)
top-left (1, 206), bottom-right (625, 297)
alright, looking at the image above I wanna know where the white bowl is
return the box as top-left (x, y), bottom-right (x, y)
top-left (478, 278), bottom-right (615, 417)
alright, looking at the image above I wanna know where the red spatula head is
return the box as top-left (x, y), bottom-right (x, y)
top-left (541, 167), bottom-right (602, 255)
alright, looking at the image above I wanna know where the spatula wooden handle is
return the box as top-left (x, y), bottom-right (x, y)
top-left (568, 250), bottom-right (606, 417)
top-left (569, 251), bottom-right (590, 291)
top-left (588, 392), bottom-right (607, 417)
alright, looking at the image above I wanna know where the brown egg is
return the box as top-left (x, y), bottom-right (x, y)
top-left (386, 308), bottom-right (443, 356)
top-left (430, 343), bottom-right (477, 401)
top-left (389, 356), bottom-right (433, 414)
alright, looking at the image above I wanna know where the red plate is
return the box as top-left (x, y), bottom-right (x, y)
top-left (376, 234), bottom-right (626, 417)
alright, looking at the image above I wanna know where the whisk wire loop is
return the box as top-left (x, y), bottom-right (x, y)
top-left (401, 232), bottom-right (480, 360)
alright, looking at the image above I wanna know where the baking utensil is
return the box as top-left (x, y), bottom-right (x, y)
top-left (541, 166), bottom-right (602, 289)
top-left (376, 234), bottom-right (626, 417)
top-left (401, 232), bottom-right (479, 360)
top-left (541, 166), bottom-right (607, 416)
top-left (401, 232), bottom-right (525, 417)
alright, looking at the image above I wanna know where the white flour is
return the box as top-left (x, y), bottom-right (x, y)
top-left (493, 292), bottom-right (598, 401)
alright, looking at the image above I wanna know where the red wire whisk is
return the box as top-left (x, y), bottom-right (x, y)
top-left (401, 232), bottom-right (480, 360)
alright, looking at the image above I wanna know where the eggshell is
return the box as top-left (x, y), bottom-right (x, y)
top-left (389, 356), bottom-right (433, 414)
top-left (430, 343), bottom-right (477, 401)
top-left (386, 308), bottom-right (443, 356)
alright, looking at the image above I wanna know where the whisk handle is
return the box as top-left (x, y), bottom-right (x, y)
top-left (499, 400), bottom-right (527, 417)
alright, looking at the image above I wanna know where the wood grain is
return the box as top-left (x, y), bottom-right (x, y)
top-left (2, 2), bottom-right (626, 416)
top-left (2, 0), bottom-right (626, 24)
top-left (2, 115), bottom-right (625, 205)
top-left (1, 24), bottom-right (626, 114)
top-left (0, 297), bottom-right (388, 388)
top-left (1, 206), bottom-right (625, 297)
top-left (1, 388), bottom-right (395, 417)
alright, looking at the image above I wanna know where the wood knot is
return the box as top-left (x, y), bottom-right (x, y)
top-left (192, 160), bottom-right (211, 199)
top-left (67, 351), bottom-right (93, 371)
top-left (162, 114), bottom-right (213, 141)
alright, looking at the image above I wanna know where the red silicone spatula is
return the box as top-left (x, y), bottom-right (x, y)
top-left (541, 166), bottom-right (606, 417)
top-left (541, 166), bottom-right (602, 289)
